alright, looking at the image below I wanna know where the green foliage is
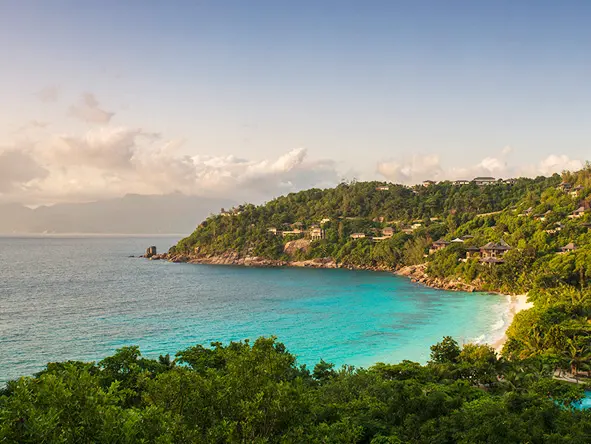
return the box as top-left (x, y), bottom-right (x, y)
top-left (429, 336), bottom-right (461, 364)
top-left (2, 337), bottom-right (590, 443)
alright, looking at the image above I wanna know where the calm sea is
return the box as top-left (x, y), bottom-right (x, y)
top-left (0, 235), bottom-right (511, 385)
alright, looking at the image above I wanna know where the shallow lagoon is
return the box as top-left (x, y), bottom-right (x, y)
top-left (0, 236), bottom-right (510, 384)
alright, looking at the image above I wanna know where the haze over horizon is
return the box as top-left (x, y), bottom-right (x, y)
top-left (1, 0), bottom-right (590, 208)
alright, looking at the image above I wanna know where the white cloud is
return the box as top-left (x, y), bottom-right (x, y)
top-left (377, 150), bottom-right (583, 184)
top-left (69, 93), bottom-right (114, 124)
top-left (0, 126), bottom-right (339, 205)
top-left (533, 155), bottom-right (583, 176)
top-left (376, 154), bottom-right (442, 184)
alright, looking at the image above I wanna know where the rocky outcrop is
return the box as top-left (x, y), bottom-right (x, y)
top-left (395, 264), bottom-right (480, 292)
top-left (283, 239), bottom-right (311, 256)
top-left (144, 251), bottom-right (484, 292)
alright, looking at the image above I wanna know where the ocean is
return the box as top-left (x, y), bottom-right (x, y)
top-left (0, 235), bottom-right (511, 385)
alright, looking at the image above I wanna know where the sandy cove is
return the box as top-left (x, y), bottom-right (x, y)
top-left (492, 294), bottom-right (533, 353)
top-left (149, 252), bottom-right (533, 351)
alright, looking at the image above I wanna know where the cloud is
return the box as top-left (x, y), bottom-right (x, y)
top-left (46, 127), bottom-right (148, 170)
top-left (69, 93), bottom-right (115, 123)
top-left (377, 154), bottom-right (442, 183)
top-left (533, 155), bottom-right (583, 176)
top-left (35, 85), bottom-right (59, 103)
top-left (0, 126), bottom-right (339, 205)
top-left (0, 147), bottom-right (49, 193)
top-left (377, 150), bottom-right (583, 184)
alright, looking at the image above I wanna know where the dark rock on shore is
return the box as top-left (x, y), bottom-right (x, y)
top-left (142, 252), bottom-right (486, 293)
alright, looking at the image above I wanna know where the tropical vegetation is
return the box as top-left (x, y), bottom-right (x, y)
top-left (1, 337), bottom-right (590, 443)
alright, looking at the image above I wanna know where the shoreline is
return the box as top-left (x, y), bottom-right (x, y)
top-left (150, 252), bottom-right (532, 353)
top-left (491, 294), bottom-right (533, 353)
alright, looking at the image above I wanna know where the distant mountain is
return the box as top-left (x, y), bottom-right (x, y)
top-left (0, 194), bottom-right (235, 234)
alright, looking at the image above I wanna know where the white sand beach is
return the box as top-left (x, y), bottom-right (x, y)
top-left (492, 294), bottom-right (533, 353)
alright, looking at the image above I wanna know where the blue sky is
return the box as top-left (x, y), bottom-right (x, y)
top-left (0, 1), bottom-right (590, 203)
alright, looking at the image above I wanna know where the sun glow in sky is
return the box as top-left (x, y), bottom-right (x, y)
top-left (1, 0), bottom-right (590, 204)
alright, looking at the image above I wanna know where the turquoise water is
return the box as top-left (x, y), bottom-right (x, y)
top-left (0, 236), bottom-right (511, 385)
top-left (574, 391), bottom-right (591, 410)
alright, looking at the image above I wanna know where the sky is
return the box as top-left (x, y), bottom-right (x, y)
top-left (0, 0), bottom-right (590, 205)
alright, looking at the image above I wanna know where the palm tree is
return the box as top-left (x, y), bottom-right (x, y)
top-left (562, 340), bottom-right (591, 381)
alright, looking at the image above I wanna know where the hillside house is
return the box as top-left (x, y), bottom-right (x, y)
top-left (382, 227), bottom-right (394, 237)
top-left (453, 179), bottom-right (470, 186)
top-left (473, 177), bottom-right (496, 186)
top-left (310, 227), bottom-right (324, 240)
top-left (376, 185), bottom-right (390, 191)
top-left (558, 182), bottom-right (572, 192)
top-left (429, 238), bottom-right (449, 255)
top-left (534, 210), bottom-right (552, 221)
top-left (267, 227), bottom-right (279, 235)
top-left (479, 240), bottom-right (511, 263)
top-left (350, 233), bottom-right (366, 239)
top-left (559, 243), bottom-right (577, 254)
top-left (546, 222), bottom-right (564, 234)
top-left (450, 238), bottom-right (464, 243)
top-left (422, 180), bottom-right (436, 187)
top-left (569, 206), bottom-right (587, 219)
top-left (503, 178), bottom-right (517, 185)
top-left (320, 218), bottom-right (331, 225)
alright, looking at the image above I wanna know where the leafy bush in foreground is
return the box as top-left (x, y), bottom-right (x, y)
top-left (1, 337), bottom-right (590, 443)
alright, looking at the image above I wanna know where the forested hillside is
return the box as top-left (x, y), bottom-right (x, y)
top-left (173, 175), bottom-right (562, 264)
